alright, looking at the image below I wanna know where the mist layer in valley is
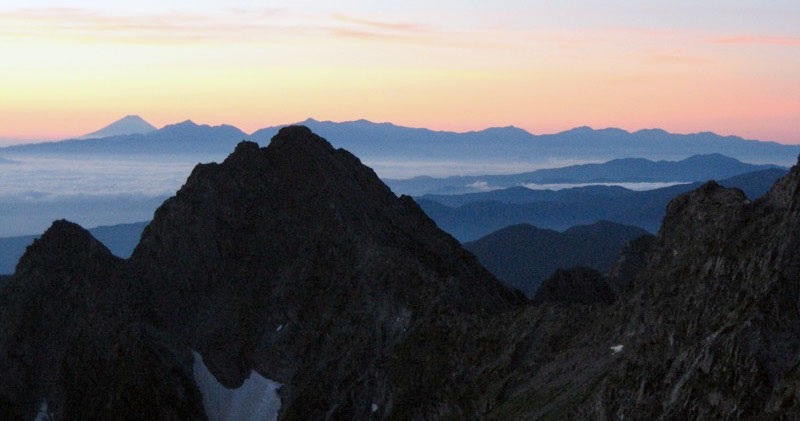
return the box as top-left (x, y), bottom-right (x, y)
top-left (0, 155), bottom-right (194, 236)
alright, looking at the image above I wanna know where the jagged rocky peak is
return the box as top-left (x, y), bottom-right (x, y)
top-left (128, 125), bottom-right (523, 417)
top-left (0, 220), bottom-right (127, 419)
top-left (766, 155), bottom-right (800, 209)
top-left (0, 126), bottom-right (524, 419)
top-left (605, 234), bottom-right (655, 293)
top-left (664, 180), bottom-right (748, 221)
top-left (655, 180), bottom-right (751, 256)
top-left (13, 219), bottom-right (120, 278)
top-left (545, 153), bottom-right (800, 418)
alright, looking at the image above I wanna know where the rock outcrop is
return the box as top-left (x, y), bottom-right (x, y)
top-left (488, 162), bottom-right (800, 418)
top-left (605, 233), bottom-right (655, 293)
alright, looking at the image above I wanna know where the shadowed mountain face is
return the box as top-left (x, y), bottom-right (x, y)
top-left (0, 221), bottom-right (148, 275)
top-left (418, 167), bottom-right (789, 241)
top-left (0, 127), bottom-right (523, 419)
top-left (484, 162), bottom-right (800, 418)
top-left (7, 126), bottom-right (800, 418)
top-left (464, 221), bottom-right (649, 296)
top-left (0, 221), bottom-right (203, 419)
top-left (127, 127), bottom-right (523, 417)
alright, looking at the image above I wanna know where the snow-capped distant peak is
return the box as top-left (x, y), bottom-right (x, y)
top-left (76, 115), bottom-right (157, 139)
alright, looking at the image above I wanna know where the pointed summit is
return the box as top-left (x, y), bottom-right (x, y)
top-left (128, 127), bottom-right (523, 416)
top-left (77, 115), bottom-right (156, 139)
top-left (267, 125), bottom-right (336, 155)
top-left (15, 219), bottom-right (120, 276)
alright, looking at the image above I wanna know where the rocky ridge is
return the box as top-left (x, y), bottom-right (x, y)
top-left (485, 158), bottom-right (800, 418)
top-left (3, 127), bottom-right (800, 419)
top-left (0, 127), bottom-right (524, 419)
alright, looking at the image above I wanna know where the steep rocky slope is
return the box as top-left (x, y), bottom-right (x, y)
top-left (126, 127), bottom-right (524, 418)
top-left (0, 221), bottom-right (204, 419)
top-left (0, 127), bottom-right (524, 419)
top-left (5, 125), bottom-right (800, 419)
top-left (488, 159), bottom-right (800, 418)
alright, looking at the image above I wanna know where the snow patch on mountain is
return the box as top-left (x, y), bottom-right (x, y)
top-left (192, 350), bottom-right (282, 421)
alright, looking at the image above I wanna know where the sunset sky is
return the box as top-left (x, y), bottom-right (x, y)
top-left (0, 0), bottom-right (798, 144)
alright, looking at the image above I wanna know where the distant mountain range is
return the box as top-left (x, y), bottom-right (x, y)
top-left (2, 117), bottom-right (798, 170)
top-left (0, 221), bottom-right (147, 274)
top-left (386, 154), bottom-right (783, 195)
top-left (77, 115), bottom-right (156, 139)
top-left (2, 120), bottom-right (247, 156)
top-left (418, 168), bottom-right (788, 241)
top-left (464, 221), bottom-right (649, 297)
top-left (252, 120), bottom-right (800, 166)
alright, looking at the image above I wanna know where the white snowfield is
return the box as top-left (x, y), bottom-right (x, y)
top-left (610, 344), bottom-right (624, 353)
top-left (192, 351), bottom-right (282, 421)
top-left (34, 399), bottom-right (50, 421)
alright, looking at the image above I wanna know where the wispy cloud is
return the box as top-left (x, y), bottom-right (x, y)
top-left (330, 28), bottom-right (411, 42)
top-left (711, 35), bottom-right (800, 46)
top-left (0, 7), bottom-right (477, 48)
top-left (331, 14), bottom-right (429, 32)
top-left (0, 7), bottom-right (311, 44)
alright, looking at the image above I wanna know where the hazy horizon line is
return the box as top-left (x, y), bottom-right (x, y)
top-left (1, 116), bottom-right (796, 147)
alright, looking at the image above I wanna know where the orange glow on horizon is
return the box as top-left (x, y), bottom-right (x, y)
top-left (0, 6), bottom-right (798, 145)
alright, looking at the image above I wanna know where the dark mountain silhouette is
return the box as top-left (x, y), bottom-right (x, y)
top-left (76, 115), bottom-right (156, 139)
top-left (464, 221), bottom-right (648, 296)
top-left (387, 154), bottom-right (784, 196)
top-left (2, 118), bottom-right (797, 170)
top-left (418, 168), bottom-right (789, 241)
top-left (6, 126), bottom-right (800, 418)
top-left (0, 127), bottom-right (523, 419)
top-left (0, 221), bottom-right (148, 275)
top-left (0, 220), bottom-right (204, 419)
top-left (528, 234), bottom-right (656, 307)
top-left (605, 234), bottom-right (656, 293)
top-left (486, 163), bottom-right (800, 418)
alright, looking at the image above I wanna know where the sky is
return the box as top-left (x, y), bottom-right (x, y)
top-left (0, 0), bottom-right (798, 144)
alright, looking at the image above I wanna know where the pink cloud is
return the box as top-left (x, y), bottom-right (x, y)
top-left (643, 54), bottom-right (712, 65)
top-left (712, 35), bottom-right (800, 46)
